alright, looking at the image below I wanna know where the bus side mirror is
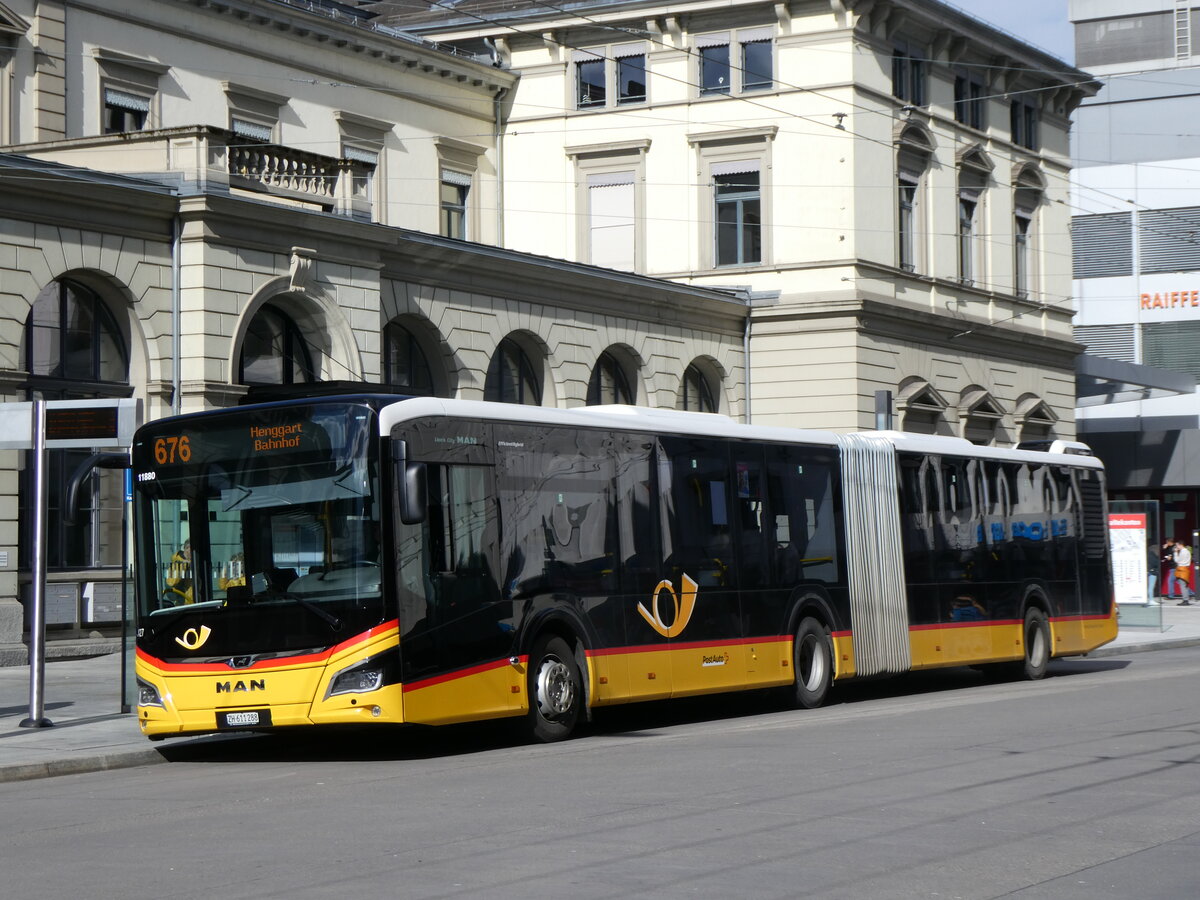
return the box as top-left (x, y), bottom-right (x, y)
top-left (392, 440), bottom-right (426, 525)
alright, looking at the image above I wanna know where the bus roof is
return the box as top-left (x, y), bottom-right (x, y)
top-left (377, 397), bottom-right (1105, 469)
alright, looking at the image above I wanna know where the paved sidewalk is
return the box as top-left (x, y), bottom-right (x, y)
top-left (2, 603), bottom-right (1198, 784)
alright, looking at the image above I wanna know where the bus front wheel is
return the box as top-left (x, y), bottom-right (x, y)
top-left (792, 617), bottom-right (833, 709)
top-left (1020, 608), bottom-right (1051, 680)
top-left (526, 635), bottom-right (582, 743)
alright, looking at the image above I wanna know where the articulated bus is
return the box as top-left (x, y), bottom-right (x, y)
top-left (131, 395), bottom-right (1116, 742)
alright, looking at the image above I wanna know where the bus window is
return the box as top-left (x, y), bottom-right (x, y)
top-left (658, 437), bottom-right (732, 587)
top-left (615, 434), bottom-right (658, 596)
top-left (497, 425), bottom-right (617, 597)
top-left (765, 445), bottom-right (839, 588)
top-left (732, 445), bottom-right (769, 591)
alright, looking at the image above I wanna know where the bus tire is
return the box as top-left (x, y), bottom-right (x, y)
top-left (1020, 608), bottom-right (1051, 680)
top-left (791, 617), bottom-right (833, 709)
top-left (526, 635), bottom-right (582, 743)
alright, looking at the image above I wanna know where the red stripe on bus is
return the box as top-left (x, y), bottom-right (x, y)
top-left (401, 656), bottom-right (528, 692)
top-left (588, 634), bottom-right (791, 658)
top-left (138, 620), bottom-right (400, 673)
top-left (909, 619), bottom-right (1022, 631)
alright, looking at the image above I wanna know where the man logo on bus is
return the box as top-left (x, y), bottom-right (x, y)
top-left (174, 625), bottom-right (212, 651)
top-left (637, 574), bottom-right (699, 638)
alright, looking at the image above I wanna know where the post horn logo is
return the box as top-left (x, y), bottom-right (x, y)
top-left (637, 573), bottom-right (699, 638)
top-left (174, 625), bottom-right (212, 651)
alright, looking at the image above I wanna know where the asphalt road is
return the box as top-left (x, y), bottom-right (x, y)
top-left (3, 650), bottom-right (1199, 900)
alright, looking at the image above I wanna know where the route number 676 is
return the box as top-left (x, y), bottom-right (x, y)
top-left (154, 435), bottom-right (191, 464)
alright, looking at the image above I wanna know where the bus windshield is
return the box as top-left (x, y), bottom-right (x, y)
top-left (132, 402), bottom-right (385, 661)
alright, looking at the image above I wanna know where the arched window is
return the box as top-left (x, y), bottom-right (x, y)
top-left (681, 363), bottom-right (717, 412)
top-left (587, 351), bottom-right (633, 405)
top-left (896, 124), bottom-right (933, 273)
top-left (1014, 167), bottom-right (1044, 299)
top-left (485, 337), bottom-right (541, 405)
top-left (383, 321), bottom-right (434, 395)
top-left (238, 303), bottom-right (316, 385)
top-left (26, 279), bottom-right (127, 390)
top-left (22, 278), bottom-right (130, 571)
top-left (958, 147), bottom-right (992, 286)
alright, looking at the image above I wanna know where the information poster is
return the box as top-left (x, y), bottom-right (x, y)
top-left (1109, 513), bottom-right (1149, 604)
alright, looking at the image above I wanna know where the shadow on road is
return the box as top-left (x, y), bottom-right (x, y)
top-left (154, 656), bottom-right (1133, 766)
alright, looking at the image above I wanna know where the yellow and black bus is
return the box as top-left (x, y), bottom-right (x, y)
top-left (132, 395), bottom-right (1116, 742)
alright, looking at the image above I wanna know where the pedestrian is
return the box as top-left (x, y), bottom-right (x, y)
top-left (1164, 540), bottom-right (1195, 605)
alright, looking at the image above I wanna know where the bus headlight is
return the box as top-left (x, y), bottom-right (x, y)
top-left (137, 677), bottom-right (165, 708)
top-left (326, 660), bottom-right (384, 698)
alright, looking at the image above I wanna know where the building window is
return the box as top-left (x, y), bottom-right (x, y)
top-left (383, 321), bottom-right (434, 395)
top-left (1011, 99), bottom-right (1039, 150)
top-left (1014, 212), bottom-right (1031, 297)
top-left (587, 351), bottom-right (634, 405)
top-left (699, 34), bottom-right (731, 95)
top-left (954, 73), bottom-right (986, 130)
top-left (576, 52), bottom-right (606, 108)
top-left (22, 279), bottom-right (130, 570)
top-left (617, 48), bottom-right (647, 104)
top-left (435, 136), bottom-right (484, 238)
top-left (892, 45), bottom-right (926, 106)
top-left (1072, 212), bottom-right (1133, 278)
top-left (697, 28), bottom-right (773, 96)
top-left (958, 152), bottom-right (990, 285)
top-left (587, 171), bottom-right (636, 270)
top-left (896, 125), bottom-right (932, 274)
top-left (1142, 320), bottom-right (1200, 379)
top-left (740, 31), bottom-right (773, 91)
top-left (574, 44), bottom-right (647, 110)
top-left (231, 117), bottom-right (273, 143)
top-left (898, 177), bottom-right (918, 272)
top-left (440, 170), bottom-right (471, 239)
top-left (336, 110), bottom-right (391, 224)
top-left (958, 194), bottom-right (978, 285)
top-left (681, 363), bottom-right (717, 412)
top-left (485, 337), bottom-right (541, 405)
top-left (1076, 12), bottom-right (1173, 68)
top-left (343, 144), bottom-right (380, 222)
top-left (103, 87), bottom-right (150, 134)
top-left (1014, 169), bottom-right (1042, 299)
top-left (714, 165), bottom-right (761, 267)
top-left (238, 304), bottom-right (316, 385)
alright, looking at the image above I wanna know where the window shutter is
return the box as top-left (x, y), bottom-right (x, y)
top-left (1072, 212), bottom-right (1133, 278)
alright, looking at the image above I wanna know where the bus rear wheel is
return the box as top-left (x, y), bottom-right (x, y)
top-left (526, 635), bottom-right (582, 743)
top-left (791, 617), bottom-right (833, 709)
top-left (1019, 608), bottom-right (1051, 680)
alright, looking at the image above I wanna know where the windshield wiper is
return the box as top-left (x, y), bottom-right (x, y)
top-left (271, 592), bottom-right (343, 631)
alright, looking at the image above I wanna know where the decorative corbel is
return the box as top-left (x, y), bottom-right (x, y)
top-left (776, 3), bottom-right (791, 34)
top-left (289, 247), bottom-right (317, 294)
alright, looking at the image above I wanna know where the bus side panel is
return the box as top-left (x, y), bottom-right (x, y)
top-left (1052, 610), bottom-right (1118, 657)
top-left (908, 621), bottom-right (1023, 670)
top-left (401, 658), bottom-right (526, 726)
top-left (831, 630), bottom-right (856, 679)
top-left (590, 645), bottom-right (674, 703)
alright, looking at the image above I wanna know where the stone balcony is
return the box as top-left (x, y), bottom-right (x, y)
top-left (8, 126), bottom-right (376, 220)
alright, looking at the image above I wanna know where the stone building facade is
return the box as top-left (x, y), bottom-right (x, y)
top-left (0, 0), bottom-right (746, 658)
top-left (368, 0), bottom-right (1097, 438)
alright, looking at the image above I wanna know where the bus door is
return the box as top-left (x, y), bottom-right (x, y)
top-left (655, 436), bottom-right (746, 696)
top-left (393, 422), bottom-right (512, 709)
top-left (934, 457), bottom-right (994, 664)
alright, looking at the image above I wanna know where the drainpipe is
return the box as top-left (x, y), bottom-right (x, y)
top-left (493, 85), bottom-right (508, 246)
top-left (171, 212), bottom-right (181, 416)
top-left (743, 291), bottom-right (752, 424)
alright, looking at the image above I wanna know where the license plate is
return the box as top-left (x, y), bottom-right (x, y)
top-left (217, 709), bottom-right (271, 729)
